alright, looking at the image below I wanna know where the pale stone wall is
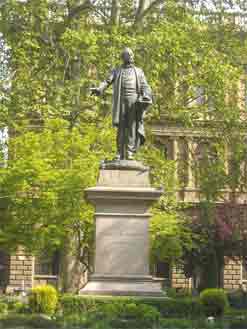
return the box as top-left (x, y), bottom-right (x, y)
top-left (170, 259), bottom-right (242, 291)
top-left (171, 267), bottom-right (192, 289)
top-left (6, 247), bottom-right (34, 293)
top-left (223, 258), bottom-right (242, 290)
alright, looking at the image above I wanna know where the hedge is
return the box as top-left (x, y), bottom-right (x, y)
top-left (59, 294), bottom-right (203, 319)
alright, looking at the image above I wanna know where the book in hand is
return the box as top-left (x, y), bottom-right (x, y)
top-left (137, 95), bottom-right (152, 104)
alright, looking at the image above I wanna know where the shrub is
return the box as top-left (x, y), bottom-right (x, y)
top-left (227, 289), bottom-right (247, 309)
top-left (229, 318), bottom-right (247, 329)
top-left (10, 301), bottom-right (29, 314)
top-left (200, 288), bottom-right (228, 317)
top-left (0, 314), bottom-right (59, 329)
top-left (99, 301), bottom-right (160, 326)
top-left (0, 302), bottom-right (8, 315)
top-left (159, 318), bottom-right (194, 329)
top-left (59, 294), bottom-right (98, 316)
top-left (225, 307), bottom-right (247, 318)
top-left (166, 288), bottom-right (193, 299)
top-left (138, 304), bottom-right (161, 325)
top-left (29, 284), bottom-right (58, 315)
top-left (59, 294), bottom-right (203, 319)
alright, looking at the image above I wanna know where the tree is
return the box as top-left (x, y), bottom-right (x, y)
top-left (0, 118), bottom-right (115, 291)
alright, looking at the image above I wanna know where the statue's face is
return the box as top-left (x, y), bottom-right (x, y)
top-left (121, 48), bottom-right (134, 65)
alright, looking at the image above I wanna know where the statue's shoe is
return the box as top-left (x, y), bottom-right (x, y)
top-left (114, 154), bottom-right (121, 161)
top-left (127, 153), bottom-right (134, 160)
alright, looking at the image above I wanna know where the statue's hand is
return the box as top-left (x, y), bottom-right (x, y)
top-left (138, 94), bottom-right (152, 104)
top-left (143, 110), bottom-right (148, 119)
top-left (90, 87), bottom-right (101, 96)
top-left (142, 94), bottom-right (152, 102)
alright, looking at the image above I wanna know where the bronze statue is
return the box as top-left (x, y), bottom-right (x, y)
top-left (91, 48), bottom-right (152, 160)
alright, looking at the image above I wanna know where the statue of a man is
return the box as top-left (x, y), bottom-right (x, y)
top-left (91, 47), bottom-right (152, 160)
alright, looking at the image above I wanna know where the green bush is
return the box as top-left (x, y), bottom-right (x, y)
top-left (0, 302), bottom-right (8, 315)
top-left (59, 295), bottom-right (161, 328)
top-left (200, 288), bottom-right (229, 317)
top-left (159, 318), bottom-right (194, 329)
top-left (59, 294), bottom-right (98, 316)
top-left (59, 294), bottom-right (203, 319)
top-left (29, 284), bottom-right (58, 315)
top-left (229, 318), bottom-right (247, 329)
top-left (225, 307), bottom-right (247, 318)
top-left (0, 314), bottom-right (59, 329)
top-left (227, 289), bottom-right (247, 309)
top-left (11, 301), bottom-right (29, 314)
top-left (98, 301), bottom-right (160, 327)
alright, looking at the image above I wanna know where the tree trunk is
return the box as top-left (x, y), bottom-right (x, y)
top-left (111, 0), bottom-right (120, 25)
top-left (58, 234), bottom-right (86, 293)
top-left (199, 251), bottom-right (224, 291)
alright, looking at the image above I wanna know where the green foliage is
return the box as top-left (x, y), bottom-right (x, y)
top-left (229, 318), bottom-right (247, 329)
top-left (59, 294), bottom-right (98, 316)
top-left (0, 302), bottom-right (7, 315)
top-left (0, 314), bottom-right (58, 329)
top-left (59, 294), bottom-right (203, 319)
top-left (10, 301), bottom-right (29, 314)
top-left (0, 296), bottom-right (29, 314)
top-left (159, 318), bottom-right (198, 329)
top-left (58, 295), bottom-right (162, 328)
top-left (29, 285), bottom-right (58, 316)
top-left (137, 145), bottom-right (194, 264)
top-left (166, 288), bottom-right (193, 298)
top-left (100, 302), bottom-right (160, 327)
top-left (56, 313), bottom-right (90, 328)
top-left (227, 290), bottom-right (247, 309)
top-left (200, 289), bottom-right (229, 317)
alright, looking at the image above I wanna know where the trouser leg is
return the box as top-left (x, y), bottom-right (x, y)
top-left (116, 103), bottom-right (127, 160)
top-left (126, 100), bottom-right (137, 158)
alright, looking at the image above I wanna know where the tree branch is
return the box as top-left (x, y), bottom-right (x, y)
top-left (134, 0), bottom-right (165, 26)
top-left (110, 0), bottom-right (120, 25)
top-left (135, 0), bottom-right (147, 22)
top-left (68, 0), bottom-right (96, 20)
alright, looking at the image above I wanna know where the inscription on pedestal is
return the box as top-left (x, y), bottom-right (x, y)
top-left (95, 216), bottom-right (149, 276)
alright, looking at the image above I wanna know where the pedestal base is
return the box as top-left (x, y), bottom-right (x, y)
top-left (81, 160), bottom-right (164, 297)
top-left (81, 275), bottom-right (164, 297)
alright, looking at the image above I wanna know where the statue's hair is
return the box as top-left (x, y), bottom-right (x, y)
top-left (121, 47), bottom-right (134, 63)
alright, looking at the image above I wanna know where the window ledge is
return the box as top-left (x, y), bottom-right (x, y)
top-left (34, 275), bottom-right (58, 279)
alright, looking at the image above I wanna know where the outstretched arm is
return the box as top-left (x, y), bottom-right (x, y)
top-left (91, 69), bottom-right (115, 96)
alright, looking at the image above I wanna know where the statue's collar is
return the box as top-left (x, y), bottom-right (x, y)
top-left (122, 63), bottom-right (135, 69)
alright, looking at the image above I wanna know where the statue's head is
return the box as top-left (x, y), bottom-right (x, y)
top-left (121, 47), bottom-right (134, 65)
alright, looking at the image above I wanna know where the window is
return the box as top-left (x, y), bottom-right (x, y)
top-left (35, 251), bottom-right (59, 276)
top-left (154, 138), bottom-right (173, 160)
top-left (195, 86), bottom-right (206, 105)
top-left (177, 138), bottom-right (189, 188)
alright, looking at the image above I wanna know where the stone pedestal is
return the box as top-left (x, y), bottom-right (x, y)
top-left (81, 160), bottom-right (164, 296)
